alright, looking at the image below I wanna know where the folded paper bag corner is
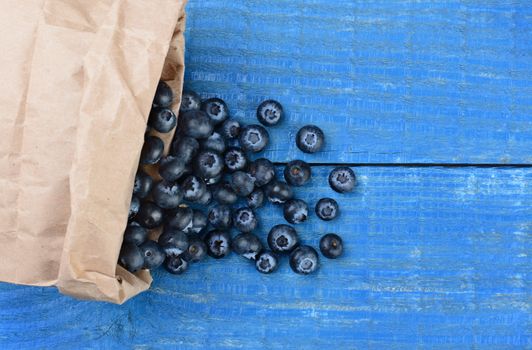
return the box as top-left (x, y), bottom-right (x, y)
top-left (0, 0), bottom-right (187, 304)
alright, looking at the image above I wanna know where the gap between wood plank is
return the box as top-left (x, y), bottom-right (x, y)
top-left (272, 162), bottom-right (532, 168)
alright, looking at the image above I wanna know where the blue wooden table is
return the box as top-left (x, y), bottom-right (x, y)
top-left (1, 1), bottom-right (531, 349)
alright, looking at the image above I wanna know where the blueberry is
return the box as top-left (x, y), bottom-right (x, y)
top-left (265, 180), bottom-right (293, 204)
top-left (315, 198), bottom-right (339, 221)
top-left (328, 167), bottom-right (356, 193)
top-left (231, 233), bottom-right (263, 260)
top-left (196, 188), bottom-right (212, 205)
top-left (200, 132), bottom-right (226, 154)
top-left (140, 136), bottom-right (164, 165)
top-left (319, 233), bottom-right (343, 259)
top-left (257, 100), bottom-right (283, 126)
top-left (159, 155), bottom-right (187, 182)
top-left (119, 242), bottom-right (144, 273)
top-left (179, 110), bottom-right (214, 139)
top-left (182, 236), bottom-right (207, 262)
top-left (133, 170), bottom-right (154, 199)
top-left (204, 173), bottom-right (223, 186)
top-left (136, 201), bottom-right (164, 229)
top-left (193, 150), bottom-right (224, 180)
top-left (153, 81), bottom-right (173, 108)
top-left (296, 125), bottom-right (324, 153)
top-left (139, 240), bottom-right (166, 270)
top-left (164, 255), bottom-right (188, 275)
top-left (208, 205), bottom-right (232, 230)
top-left (158, 229), bottom-right (189, 256)
top-left (284, 160), bottom-right (311, 186)
top-left (283, 199), bottom-right (309, 224)
top-left (239, 124), bottom-right (269, 153)
top-left (230, 171), bottom-right (255, 197)
top-left (180, 90), bottom-right (201, 114)
top-left (204, 230), bottom-right (232, 259)
top-left (184, 209), bottom-right (208, 234)
top-left (255, 251), bottom-right (278, 274)
top-left (123, 223), bottom-right (148, 246)
top-left (213, 182), bottom-right (238, 205)
top-left (170, 135), bottom-right (199, 163)
top-left (201, 98), bottom-right (229, 125)
top-left (165, 206), bottom-right (193, 231)
top-left (151, 181), bottom-right (182, 209)
top-left (233, 207), bottom-right (258, 233)
top-left (289, 245), bottom-right (319, 275)
top-left (181, 175), bottom-right (207, 202)
top-left (267, 224), bottom-right (299, 253)
top-left (128, 195), bottom-right (140, 220)
top-left (248, 158), bottom-right (275, 187)
top-left (219, 119), bottom-right (240, 139)
top-left (247, 188), bottom-right (265, 209)
top-left (148, 107), bottom-right (177, 133)
top-left (224, 147), bottom-right (248, 172)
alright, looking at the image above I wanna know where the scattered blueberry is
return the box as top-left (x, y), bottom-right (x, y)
top-left (204, 230), bottom-right (232, 259)
top-left (224, 147), bottom-right (248, 172)
top-left (233, 207), bottom-right (258, 232)
top-left (124, 223), bottom-right (149, 246)
top-left (128, 195), bottom-right (140, 220)
top-left (136, 201), bottom-right (164, 229)
top-left (213, 182), bottom-right (238, 205)
top-left (208, 204), bottom-right (232, 229)
top-left (153, 81), bottom-right (173, 108)
top-left (248, 158), bottom-right (275, 187)
top-left (140, 136), bottom-right (164, 165)
top-left (193, 150), bottom-right (224, 179)
top-left (201, 98), bottom-right (229, 125)
top-left (319, 233), bottom-right (343, 259)
top-left (289, 245), bottom-right (319, 275)
top-left (164, 255), bottom-right (188, 275)
top-left (185, 209), bottom-right (208, 234)
top-left (230, 171), bottom-right (255, 197)
top-left (284, 160), bottom-right (311, 186)
top-left (267, 224), bottom-right (299, 253)
top-left (196, 188), bottom-right (212, 205)
top-left (255, 251), bottom-right (278, 274)
top-left (247, 188), bottom-right (265, 209)
top-left (180, 90), bottom-right (201, 114)
top-left (265, 180), bottom-right (293, 204)
top-left (219, 119), bottom-right (240, 139)
top-left (165, 206), bottom-right (193, 231)
top-left (139, 240), bottom-right (166, 269)
top-left (133, 170), bottom-right (153, 199)
top-left (179, 110), bottom-right (214, 139)
top-left (181, 175), bottom-right (207, 202)
top-left (200, 132), bottom-right (226, 154)
top-left (158, 229), bottom-right (189, 256)
top-left (239, 124), bottom-right (269, 153)
top-left (148, 107), bottom-right (177, 133)
top-left (315, 198), bottom-right (339, 221)
top-left (159, 155), bottom-right (187, 182)
top-left (119, 242), bottom-right (144, 273)
top-left (296, 125), bottom-right (324, 153)
top-left (151, 180), bottom-right (182, 209)
top-left (231, 233), bottom-right (263, 260)
top-left (329, 167), bottom-right (356, 193)
top-left (170, 136), bottom-right (199, 163)
top-left (283, 199), bottom-right (308, 224)
top-left (257, 100), bottom-right (283, 126)
top-left (182, 236), bottom-right (207, 262)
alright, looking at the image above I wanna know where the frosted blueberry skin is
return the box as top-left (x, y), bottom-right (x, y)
top-left (290, 245), bottom-right (319, 275)
top-left (232, 233), bottom-right (263, 261)
top-left (153, 81), bottom-right (173, 108)
top-left (256, 100), bottom-right (283, 126)
top-left (239, 124), bottom-right (269, 153)
top-left (328, 167), bottom-right (356, 193)
top-left (255, 251), bottom-right (279, 274)
top-left (296, 125), bottom-right (324, 153)
top-left (319, 233), bottom-right (343, 259)
top-left (204, 230), bottom-right (232, 259)
top-left (283, 199), bottom-right (309, 224)
top-left (180, 90), bottom-right (201, 114)
top-left (315, 198), bottom-right (339, 221)
top-left (201, 98), bottom-right (229, 125)
top-left (267, 224), bottom-right (299, 254)
top-left (284, 160), bottom-right (311, 186)
top-left (233, 207), bottom-right (258, 233)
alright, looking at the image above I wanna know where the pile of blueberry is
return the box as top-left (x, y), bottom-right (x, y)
top-left (119, 81), bottom-right (356, 276)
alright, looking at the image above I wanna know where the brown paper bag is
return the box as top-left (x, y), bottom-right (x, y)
top-left (0, 0), bottom-right (187, 304)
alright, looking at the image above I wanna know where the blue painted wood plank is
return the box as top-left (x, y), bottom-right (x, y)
top-left (0, 166), bottom-right (530, 349)
top-left (183, 0), bottom-right (532, 164)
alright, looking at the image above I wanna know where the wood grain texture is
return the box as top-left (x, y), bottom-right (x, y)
top-left (183, 0), bottom-right (532, 164)
top-left (0, 167), bottom-right (530, 349)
